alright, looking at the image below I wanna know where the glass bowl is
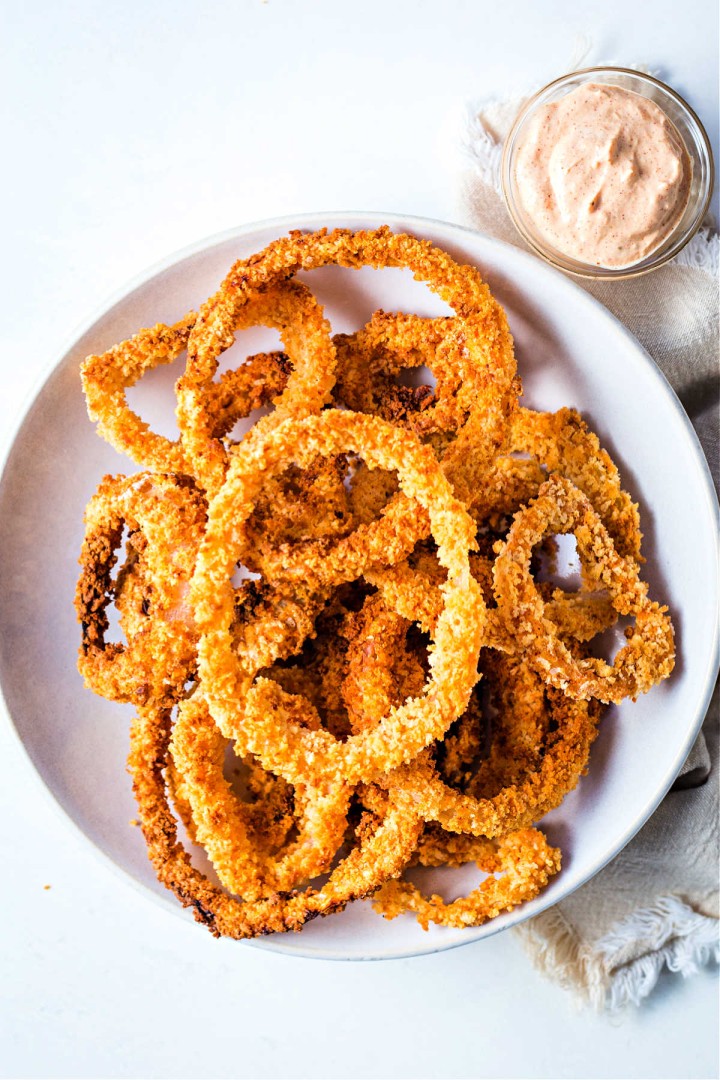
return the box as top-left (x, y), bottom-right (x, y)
top-left (501, 67), bottom-right (714, 279)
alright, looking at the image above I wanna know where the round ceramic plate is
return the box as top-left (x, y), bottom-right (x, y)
top-left (0, 212), bottom-right (717, 960)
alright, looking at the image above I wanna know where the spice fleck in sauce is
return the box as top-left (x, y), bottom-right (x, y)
top-left (514, 83), bottom-right (692, 268)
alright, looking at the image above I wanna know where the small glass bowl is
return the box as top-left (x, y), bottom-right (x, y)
top-left (501, 67), bottom-right (714, 279)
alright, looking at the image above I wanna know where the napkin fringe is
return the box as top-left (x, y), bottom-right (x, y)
top-left (674, 228), bottom-right (719, 274)
top-left (515, 895), bottom-right (720, 1012)
top-left (598, 896), bottom-right (720, 1010)
top-left (513, 906), bottom-right (604, 1005)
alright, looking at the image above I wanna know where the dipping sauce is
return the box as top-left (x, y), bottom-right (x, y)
top-left (513, 82), bottom-right (692, 269)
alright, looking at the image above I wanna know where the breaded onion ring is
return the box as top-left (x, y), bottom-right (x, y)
top-left (334, 310), bottom-right (470, 437)
top-left (185, 226), bottom-right (518, 526)
top-left (82, 283), bottom-right (326, 485)
top-left (177, 279), bottom-right (336, 493)
top-left (343, 591), bottom-right (600, 839)
top-left (192, 410), bottom-right (484, 788)
top-left (372, 828), bottom-right (561, 929)
top-left (128, 705), bottom-right (423, 939)
top-left (82, 319), bottom-right (291, 474)
top-left (237, 453), bottom-right (356, 580)
top-left (492, 474), bottom-right (674, 703)
top-left (75, 472), bottom-right (205, 706)
top-left (367, 550), bottom-right (617, 649)
top-left (170, 695), bottom-right (352, 900)
top-left (81, 315), bottom-right (196, 474)
top-left (341, 595), bottom-right (563, 929)
top-left (510, 407), bottom-right (643, 563)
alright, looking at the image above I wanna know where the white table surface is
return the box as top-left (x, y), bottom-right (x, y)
top-left (1, 3), bottom-right (718, 1079)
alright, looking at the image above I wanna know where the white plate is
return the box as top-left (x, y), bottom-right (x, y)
top-left (0, 212), bottom-right (717, 960)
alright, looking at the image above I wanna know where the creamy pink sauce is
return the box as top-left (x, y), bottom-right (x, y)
top-left (513, 82), bottom-right (692, 269)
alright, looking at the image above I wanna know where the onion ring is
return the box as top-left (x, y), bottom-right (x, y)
top-left (170, 695), bottom-right (352, 900)
top-left (492, 473), bottom-right (674, 703)
top-left (339, 594), bottom-right (564, 929)
top-left (177, 279), bottom-right (336, 493)
top-left (81, 315), bottom-right (196, 474)
top-left (193, 410), bottom-right (484, 788)
top-left (74, 472), bottom-right (205, 706)
top-left (367, 550), bottom-right (617, 648)
top-left (82, 319), bottom-right (291, 475)
top-left (343, 590), bottom-right (600, 839)
top-left (128, 704), bottom-right (423, 939)
top-left (185, 226), bottom-right (518, 537)
top-left (510, 407), bottom-right (643, 563)
top-left (372, 827), bottom-right (561, 930)
top-left (334, 310), bottom-right (475, 437)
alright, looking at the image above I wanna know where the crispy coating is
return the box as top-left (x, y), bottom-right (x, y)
top-left (202, 350), bottom-right (292, 439)
top-left (187, 226), bottom-right (518, 536)
top-left (346, 459), bottom-right (399, 527)
top-left (240, 454), bottom-right (355, 579)
top-left (344, 591), bottom-right (601, 840)
top-left (170, 695), bottom-right (351, 899)
top-left (75, 472), bottom-right (206, 707)
top-left (372, 828), bottom-right (561, 929)
top-left (75, 227), bottom-right (675, 942)
top-left (467, 454), bottom-right (547, 530)
top-left (334, 310), bottom-right (474, 437)
top-left (128, 704), bottom-right (423, 939)
top-left (82, 315), bottom-right (196, 474)
top-left (177, 278), bottom-right (337, 495)
top-left (193, 411), bottom-right (484, 789)
top-left (342, 593), bottom-right (428, 735)
top-left (510, 408), bottom-right (643, 563)
top-left (81, 316), bottom-right (292, 476)
top-left (338, 593), bottom-right (564, 930)
top-left (368, 547), bottom-right (618, 649)
top-left (493, 474), bottom-right (674, 703)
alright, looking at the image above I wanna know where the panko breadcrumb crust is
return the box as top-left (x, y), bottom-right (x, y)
top-left (74, 227), bottom-right (674, 939)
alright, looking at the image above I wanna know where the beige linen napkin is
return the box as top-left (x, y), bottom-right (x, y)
top-left (460, 83), bottom-right (720, 1011)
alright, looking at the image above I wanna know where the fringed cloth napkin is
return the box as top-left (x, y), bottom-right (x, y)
top-left (460, 84), bottom-right (719, 1012)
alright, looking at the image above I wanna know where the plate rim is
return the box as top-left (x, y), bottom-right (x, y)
top-left (1, 210), bottom-right (718, 961)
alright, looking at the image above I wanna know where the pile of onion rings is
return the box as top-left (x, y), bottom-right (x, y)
top-left (75, 226), bottom-right (675, 939)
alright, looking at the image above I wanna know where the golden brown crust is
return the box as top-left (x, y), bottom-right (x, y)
top-left (128, 704), bottom-right (423, 939)
top-left (193, 410), bottom-right (483, 789)
top-left (177, 279), bottom-right (337, 495)
top-left (75, 472), bottom-right (206, 707)
top-left (372, 828), bottom-right (562, 930)
top-left (82, 315), bottom-right (196, 474)
top-left (73, 226), bottom-right (674, 941)
top-left (492, 473), bottom-right (674, 703)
